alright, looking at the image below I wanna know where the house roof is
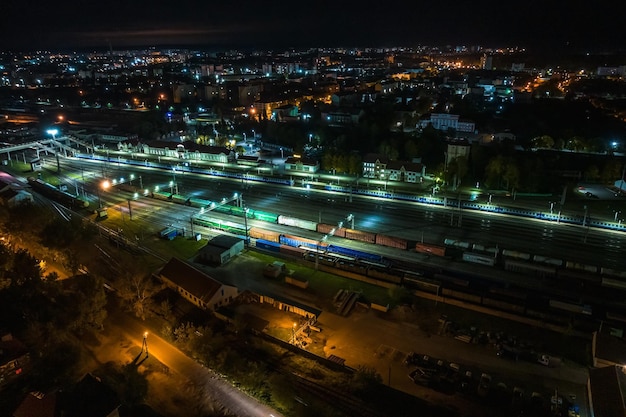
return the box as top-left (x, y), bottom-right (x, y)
top-left (158, 258), bottom-right (222, 303)
top-left (0, 188), bottom-right (19, 200)
top-left (596, 332), bottom-right (626, 365)
top-left (12, 391), bottom-right (57, 417)
top-left (386, 160), bottom-right (424, 172)
top-left (362, 153), bottom-right (389, 164)
top-left (58, 373), bottom-right (120, 417)
top-left (589, 365), bottom-right (626, 417)
top-left (284, 156), bottom-right (319, 166)
top-left (237, 155), bottom-right (259, 162)
top-left (206, 235), bottom-right (243, 250)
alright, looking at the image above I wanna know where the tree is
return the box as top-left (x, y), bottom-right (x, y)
top-left (403, 139), bottom-right (419, 160)
top-left (348, 365), bottom-right (383, 396)
top-left (502, 162), bottom-right (521, 191)
top-left (347, 154), bottom-right (362, 175)
top-left (447, 156), bottom-right (469, 189)
top-left (484, 155), bottom-right (505, 189)
top-left (378, 141), bottom-right (399, 161)
top-left (117, 269), bottom-right (162, 320)
top-left (9, 248), bottom-right (42, 287)
top-left (584, 165), bottom-right (601, 181)
top-left (531, 135), bottom-right (554, 149)
top-left (601, 159), bottom-right (622, 184)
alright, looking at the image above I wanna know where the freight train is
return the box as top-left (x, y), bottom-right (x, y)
top-left (184, 204), bottom-right (608, 324)
top-left (27, 177), bottom-right (90, 209)
top-left (434, 238), bottom-right (626, 286)
top-left (149, 190), bottom-right (412, 251)
top-left (253, 232), bottom-right (597, 323)
top-left (152, 187), bottom-right (624, 291)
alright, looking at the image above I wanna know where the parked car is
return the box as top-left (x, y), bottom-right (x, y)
top-left (408, 368), bottom-right (429, 386)
top-left (477, 373), bottom-right (492, 397)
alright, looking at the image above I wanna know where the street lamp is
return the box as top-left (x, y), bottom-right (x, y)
top-left (46, 128), bottom-right (59, 140)
top-left (142, 332), bottom-right (149, 358)
top-left (98, 180), bottom-right (110, 208)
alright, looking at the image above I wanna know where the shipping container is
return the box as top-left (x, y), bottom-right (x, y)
top-left (415, 243), bottom-right (447, 257)
top-left (249, 227), bottom-right (281, 242)
top-left (444, 238), bottom-right (471, 249)
top-left (549, 299), bottom-right (592, 315)
top-left (501, 250), bottom-right (531, 261)
top-left (279, 234), bottom-right (328, 250)
top-left (600, 268), bottom-right (626, 279)
top-left (434, 273), bottom-right (470, 287)
top-left (472, 244), bottom-right (500, 256)
top-left (375, 234), bottom-right (408, 250)
top-left (285, 276), bottom-right (309, 289)
top-left (367, 267), bottom-right (403, 284)
top-left (462, 252), bottom-right (497, 267)
top-left (504, 259), bottom-right (557, 278)
top-left (255, 239), bottom-right (281, 252)
top-left (327, 245), bottom-right (383, 263)
top-left (277, 215), bottom-right (318, 231)
top-left (316, 223), bottom-right (346, 238)
top-left (404, 275), bottom-right (440, 294)
top-left (441, 288), bottom-right (482, 304)
top-left (532, 255), bottom-right (563, 267)
top-left (345, 228), bottom-right (376, 243)
top-left (251, 210), bottom-right (279, 223)
top-left (280, 245), bottom-right (306, 257)
top-left (565, 261), bottom-right (599, 274)
top-left (188, 197), bottom-right (213, 208)
top-left (171, 194), bottom-right (189, 205)
top-left (601, 277), bottom-right (626, 290)
top-left (152, 191), bottom-right (172, 201)
top-left (482, 297), bottom-right (526, 314)
top-left (158, 227), bottom-right (178, 240)
top-left (557, 267), bottom-right (600, 283)
top-left (335, 261), bottom-right (368, 275)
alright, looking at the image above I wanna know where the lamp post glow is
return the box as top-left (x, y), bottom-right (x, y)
top-left (98, 180), bottom-right (110, 208)
top-left (46, 128), bottom-right (59, 140)
top-left (142, 332), bottom-right (149, 358)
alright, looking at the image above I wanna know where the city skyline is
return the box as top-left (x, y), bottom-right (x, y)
top-left (1, 0), bottom-right (624, 52)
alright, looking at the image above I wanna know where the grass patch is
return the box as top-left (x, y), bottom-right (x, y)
top-left (244, 249), bottom-right (396, 310)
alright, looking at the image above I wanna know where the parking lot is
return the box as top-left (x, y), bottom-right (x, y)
top-left (233, 296), bottom-right (588, 416)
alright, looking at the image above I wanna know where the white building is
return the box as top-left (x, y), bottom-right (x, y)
top-left (418, 113), bottom-right (476, 134)
top-left (157, 258), bottom-right (238, 311)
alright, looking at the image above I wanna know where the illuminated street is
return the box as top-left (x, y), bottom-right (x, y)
top-left (103, 309), bottom-right (284, 417)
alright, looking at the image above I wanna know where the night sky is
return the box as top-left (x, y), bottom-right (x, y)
top-left (1, 0), bottom-right (624, 51)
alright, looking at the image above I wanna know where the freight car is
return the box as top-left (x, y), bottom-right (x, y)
top-left (191, 215), bottom-right (250, 236)
top-left (27, 177), bottom-right (90, 209)
top-left (504, 259), bottom-right (558, 278)
top-left (462, 252), bottom-right (497, 267)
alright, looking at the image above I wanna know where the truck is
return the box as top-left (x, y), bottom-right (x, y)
top-left (159, 227), bottom-right (178, 240)
top-left (96, 208), bottom-right (108, 218)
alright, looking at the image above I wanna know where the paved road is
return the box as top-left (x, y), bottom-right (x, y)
top-left (108, 310), bottom-right (283, 417)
